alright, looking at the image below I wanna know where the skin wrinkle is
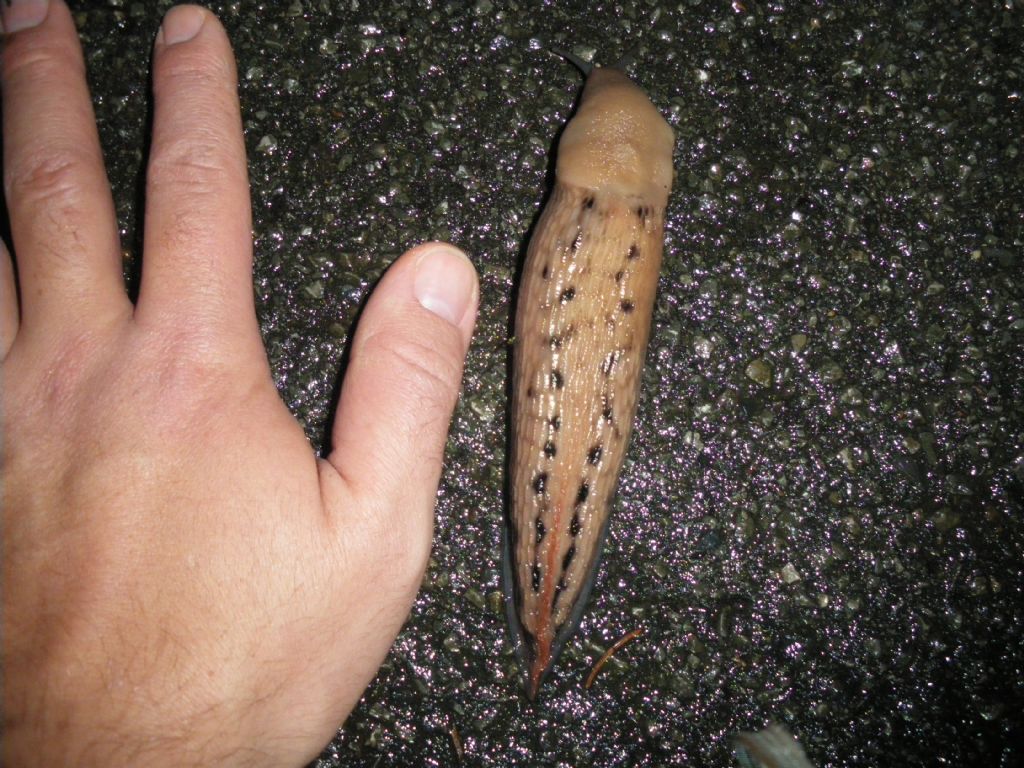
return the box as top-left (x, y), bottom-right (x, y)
top-left (318, 450), bottom-right (356, 510)
top-left (29, 325), bottom-right (110, 420)
top-left (163, 249), bottom-right (246, 307)
top-left (347, 328), bottom-right (465, 462)
top-left (0, 42), bottom-right (86, 97)
top-left (381, 336), bottom-right (464, 415)
top-left (147, 124), bottom-right (247, 183)
top-left (135, 265), bottom-right (258, 337)
top-left (3, 45), bottom-right (100, 188)
top-left (4, 140), bottom-right (106, 202)
top-left (8, 177), bottom-right (114, 294)
top-left (339, 483), bottom-right (432, 576)
top-left (144, 337), bottom-right (248, 406)
top-left (153, 43), bottom-right (237, 95)
top-left (20, 229), bottom-right (121, 318)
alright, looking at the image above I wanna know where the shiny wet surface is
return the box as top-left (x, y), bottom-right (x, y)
top-left (84, 1), bottom-right (1022, 765)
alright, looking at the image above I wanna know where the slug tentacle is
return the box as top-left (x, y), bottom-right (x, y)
top-left (505, 63), bottom-right (674, 699)
top-left (549, 47), bottom-right (594, 76)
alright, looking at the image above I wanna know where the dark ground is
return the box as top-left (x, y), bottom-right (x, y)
top-left (66, 1), bottom-right (1023, 765)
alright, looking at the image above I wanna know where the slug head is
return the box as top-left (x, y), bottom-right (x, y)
top-left (555, 67), bottom-right (675, 206)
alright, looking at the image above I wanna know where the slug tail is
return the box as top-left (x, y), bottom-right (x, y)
top-left (503, 495), bottom-right (615, 700)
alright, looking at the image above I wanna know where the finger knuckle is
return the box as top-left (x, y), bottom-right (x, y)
top-left (147, 130), bottom-right (243, 198)
top-left (147, 49), bottom-right (242, 199)
top-left (13, 327), bottom-right (110, 428)
top-left (2, 36), bottom-right (84, 87)
top-left (373, 333), bottom-right (464, 415)
top-left (5, 145), bottom-right (95, 211)
top-left (155, 45), bottom-right (235, 100)
top-left (144, 324), bottom-right (238, 387)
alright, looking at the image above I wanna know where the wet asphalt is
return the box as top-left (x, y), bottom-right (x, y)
top-left (72, 1), bottom-right (1022, 765)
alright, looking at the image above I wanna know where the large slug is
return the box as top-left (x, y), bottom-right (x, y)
top-left (504, 60), bottom-right (674, 699)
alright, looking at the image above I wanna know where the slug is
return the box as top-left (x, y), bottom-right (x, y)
top-left (504, 58), bottom-right (674, 699)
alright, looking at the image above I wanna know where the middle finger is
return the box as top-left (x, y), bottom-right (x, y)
top-left (1, 0), bottom-right (129, 331)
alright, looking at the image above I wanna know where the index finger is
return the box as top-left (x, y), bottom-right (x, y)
top-left (133, 6), bottom-right (255, 341)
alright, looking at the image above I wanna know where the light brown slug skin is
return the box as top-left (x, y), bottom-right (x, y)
top-left (506, 65), bottom-right (674, 699)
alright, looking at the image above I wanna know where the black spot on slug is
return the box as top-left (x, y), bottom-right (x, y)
top-left (635, 206), bottom-right (644, 219)
top-left (526, 386), bottom-right (535, 399)
top-left (620, 299), bottom-right (635, 313)
top-left (532, 565), bottom-right (541, 592)
top-left (570, 231), bottom-right (583, 253)
top-left (550, 370), bottom-right (564, 389)
top-left (603, 405), bottom-right (614, 423)
top-left (584, 196), bottom-right (595, 209)
top-left (615, 270), bottom-right (625, 283)
top-left (535, 517), bottom-right (546, 543)
top-left (544, 441), bottom-right (557, 458)
top-left (550, 414), bottom-right (561, 430)
top-left (560, 287), bottom-right (576, 303)
top-left (549, 334), bottom-right (562, 349)
top-left (588, 446), bottom-right (602, 465)
top-left (533, 472), bottom-right (547, 494)
top-left (576, 482), bottom-right (590, 506)
top-left (570, 512), bottom-right (581, 536)
top-left (542, 264), bottom-right (550, 279)
top-left (562, 544), bottom-right (576, 571)
top-left (628, 244), bottom-right (640, 260)
top-left (553, 577), bottom-right (566, 607)
top-left (600, 351), bottom-right (618, 377)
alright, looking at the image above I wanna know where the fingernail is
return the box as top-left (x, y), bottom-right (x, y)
top-left (158, 4), bottom-right (205, 45)
top-left (0, 0), bottom-right (50, 35)
top-left (413, 244), bottom-right (476, 328)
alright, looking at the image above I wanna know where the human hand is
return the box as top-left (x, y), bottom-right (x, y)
top-left (0, 3), bottom-right (478, 766)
